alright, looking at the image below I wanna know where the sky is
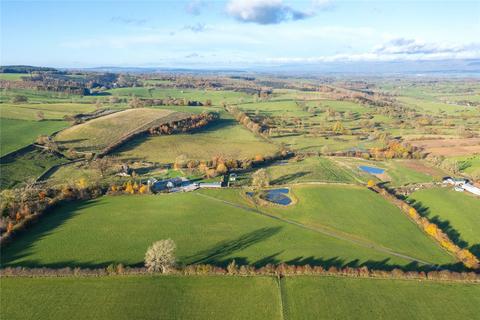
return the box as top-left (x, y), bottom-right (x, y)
top-left (1, 0), bottom-right (479, 68)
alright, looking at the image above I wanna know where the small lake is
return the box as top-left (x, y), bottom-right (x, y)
top-left (261, 188), bottom-right (292, 205)
top-left (359, 165), bottom-right (385, 175)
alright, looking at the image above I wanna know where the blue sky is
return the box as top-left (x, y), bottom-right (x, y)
top-left (1, 0), bottom-right (479, 67)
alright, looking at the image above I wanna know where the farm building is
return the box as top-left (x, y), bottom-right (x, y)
top-left (151, 177), bottom-right (189, 192)
top-left (199, 182), bottom-right (222, 188)
top-left (443, 177), bottom-right (468, 186)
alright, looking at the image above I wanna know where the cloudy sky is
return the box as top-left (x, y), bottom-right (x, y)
top-left (1, 0), bottom-right (479, 67)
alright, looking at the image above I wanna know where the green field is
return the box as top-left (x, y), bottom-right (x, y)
top-left (0, 118), bottom-right (68, 156)
top-left (283, 276), bottom-right (480, 319)
top-left (409, 188), bottom-right (480, 257)
top-left (0, 73), bottom-right (27, 81)
top-left (258, 185), bottom-right (453, 264)
top-left (267, 157), bottom-right (366, 184)
top-left (0, 276), bottom-right (281, 320)
top-left (106, 87), bottom-right (253, 105)
top-left (55, 108), bottom-right (188, 152)
top-left (1, 190), bottom-right (443, 269)
top-left (2, 275), bottom-right (478, 320)
top-left (334, 158), bottom-right (445, 186)
top-left (115, 117), bottom-right (279, 162)
top-left (0, 103), bottom-right (96, 120)
top-left (0, 148), bottom-right (67, 189)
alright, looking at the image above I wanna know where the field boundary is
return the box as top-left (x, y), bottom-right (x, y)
top-left (1, 267), bottom-right (479, 283)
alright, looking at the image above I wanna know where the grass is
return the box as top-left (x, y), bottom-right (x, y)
top-left (106, 87), bottom-right (253, 105)
top-left (408, 188), bottom-right (480, 257)
top-left (1, 190), bottom-right (437, 269)
top-left (2, 275), bottom-right (478, 320)
top-left (115, 116), bottom-right (278, 162)
top-left (259, 185), bottom-right (454, 264)
top-left (0, 276), bottom-right (281, 320)
top-left (0, 118), bottom-right (68, 156)
top-left (0, 148), bottom-right (67, 189)
top-left (0, 73), bottom-right (27, 81)
top-left (0, 103), bottom-right (97, 120)
top-left (284, 276), bottom-right (480, 319)
top-left (333, 158), bottom-right (445, 186)
top-left (454, 154), bottom-right (480, 176)
top-left (267, 157), bottom-right (365, 184)
top-left (54, 108), bottom-right (188, 152)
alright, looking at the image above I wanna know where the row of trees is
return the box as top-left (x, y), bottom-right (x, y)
top-left (370, 183), bottom-right (479, 269)
top-left (225, 105), bottom-right (268, 137)
top-left (0, 180), bottom-right (105, 242)
top-left (2, 262), bottom-right (479, 282)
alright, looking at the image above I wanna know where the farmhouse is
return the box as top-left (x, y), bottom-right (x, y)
top-left (443, 177), bottom-right (480, 196)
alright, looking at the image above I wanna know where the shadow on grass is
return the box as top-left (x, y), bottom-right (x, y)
top-left (183, 227), bottom-right (282, 267)
top-left (270, 171), bottom-right (310, 185)
top-left (0, 199), bottom-right (103, 268)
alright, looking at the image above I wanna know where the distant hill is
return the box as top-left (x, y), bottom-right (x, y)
top-left (0, 65), bottom-right (59, 73)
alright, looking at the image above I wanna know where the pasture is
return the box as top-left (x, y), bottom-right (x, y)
top-left (0, 103), bottom-right (97, 121)
top-left (1, 276), bottom-right (281, 320)
top-left (1, 190), bottom-right (439, 269)
top-left (115, 117), bottom-right (278, 162)
top-left (0, 118), bottom-right (68, 156)
top-left (0, 147), bottom-right (67, 189)
top-left (2, 275), bottom-right (478, 320)
top-left (106, 87), bottom-right (253, 105)
top-left (284, 276), bottom-right (480, 319)
top-left (55, 108), bottom-right (189, 152)
top-left (334, 157), bottom-right (444, 186)
top-left (258, 184), bottom-right (454, 264)
top-left (266, 157), bottom-right (366, 184)
top-left (408, 188), bottom-right (480, 257)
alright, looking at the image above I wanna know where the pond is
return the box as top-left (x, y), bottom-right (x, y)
top-left (359, 165), bottom-right (385, 175)
top-left (261, 188), bottom-right (292, 206)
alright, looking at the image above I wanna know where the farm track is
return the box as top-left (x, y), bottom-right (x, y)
top-left (195, 192), bottom-right (435, 266)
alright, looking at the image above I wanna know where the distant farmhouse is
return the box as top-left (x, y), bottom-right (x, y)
top-left (443, 177), bottom-right (480, 196)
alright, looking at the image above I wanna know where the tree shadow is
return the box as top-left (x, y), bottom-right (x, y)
top-left (182, 227), bottom-right (282, 267)
top-left (409, 199), bottom-right (470, 249)
top-left (1, 199), bottom-right (104, 268)
top-left (271, 171), bottom-right (310, 185)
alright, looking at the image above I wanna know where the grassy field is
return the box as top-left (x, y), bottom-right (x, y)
top-left (1, 190), bottom-right (440, 269)
top-left (55, 108), bottom-right (188, 152)
top-left (2, 275), bottom-right (478, 320)
top-left (333, 157), bottom-right (445, 186)
top-left (408, 188), bottom-right (480, 257)
top-left (1, 276), bottom-right (281, 320)
top-left (115, 116), bottom-right (278, 162)
top-left (0, 73), bottom-right (27, 81)
top-left (267, 157), bottom-right (366, 184)
top-left (0, 148), bottom-right (67, 189)
top-left (0, 103), bottom-right (97, 120)
top-left (259, 185), bottom-right (453, 264)
top-left (106, 87), bottom-right (253, 105)
top-left (0, 118), bottom-right (68, 156)
top-left (284, 276), bottom-right (480, 319)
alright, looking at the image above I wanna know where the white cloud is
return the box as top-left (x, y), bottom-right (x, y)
top-left (226, 0), bottom-right (313, 24)
top-left (185, 0), bottom-right (207, 15)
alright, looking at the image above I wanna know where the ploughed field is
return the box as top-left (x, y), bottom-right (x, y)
top-left (2, 187), bottom-right (455, 269)
top-left (54, 108), bottom-right (190, 152)
top-left (2, 275), bottom-right (479, 320)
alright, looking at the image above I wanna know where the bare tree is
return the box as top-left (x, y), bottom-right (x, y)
top-left (91, 157), bottom-right (112, 178)
top-left (252, 169), bottom-right (270, 188)
top-left (145, 239), bottom-right (176, 273)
